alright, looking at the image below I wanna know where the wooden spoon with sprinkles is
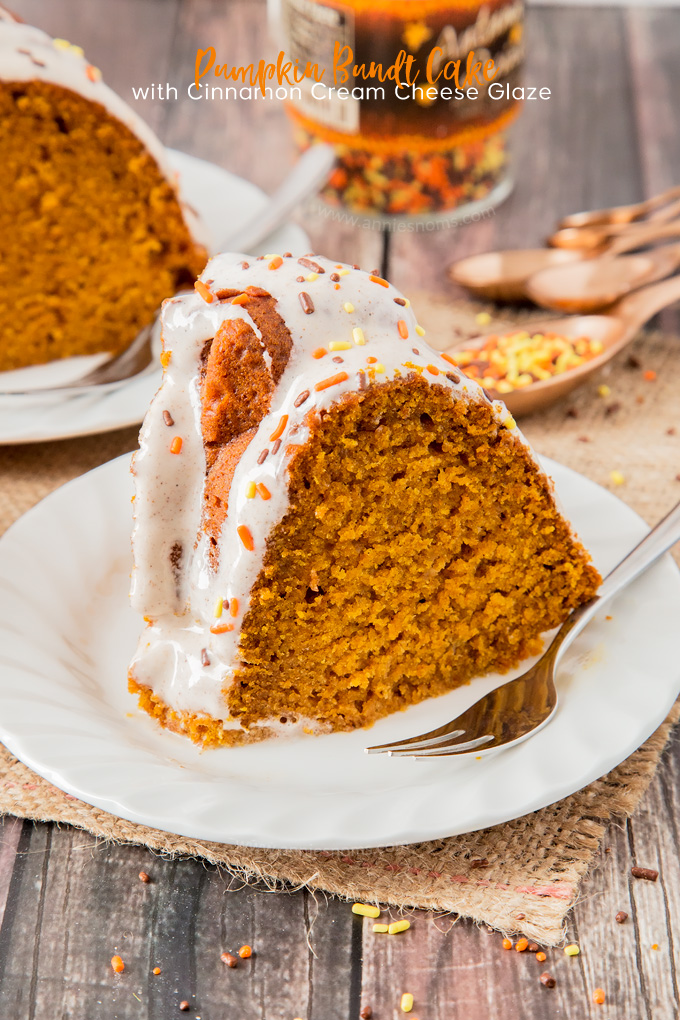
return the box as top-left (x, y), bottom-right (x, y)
top-left (547, 197), bottom-right (680, 250)
top-left (444, 274), bottom-right (680, 417)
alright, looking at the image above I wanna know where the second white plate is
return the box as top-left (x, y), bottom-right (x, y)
top-left (0, 455), bottom-right (678, 849)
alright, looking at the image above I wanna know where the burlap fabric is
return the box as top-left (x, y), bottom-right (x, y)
top-left (0, 296), bottom-right (678, 946)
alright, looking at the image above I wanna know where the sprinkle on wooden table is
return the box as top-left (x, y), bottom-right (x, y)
top-left (269, 414), bottom-right (288, 441)
top-left (388, 920), bottom-right (410, 935)
top-left (353, 327), bottom-right (366, 345)
top-left (615, 911), bottom-right (628, 923)
top-left (539, 973), bottom-right (556, 988)
top-left (162, 410), bottom-right (174, 427)
top-left (631, 866), bottom-right (659, 881)
top-left (315, 372), bottom-right (349, 391)
top-left (564, 943), bottom-right (580, 956)
top-left (343, 302), bottom-right (355, 313)
top-left (651, 943), bottom-right (659, 950)
top-left (179, 1002), bottom-right (190, 1012)
top-left (111, 955), bottom-right (125, 974)
top-left (257, 449), bottom-right (269, 465)
top-left (369, 274), bottom-right (389, 287)
top-left (360, 1007), bottom-right (373, 1019)
top-left (153, 967), bottom-right (161, 975)
top-left (312, 347), bottom-right (327, 359)
top-left (221, 952), bottom-right (238, 968)
top-left (593, 988), bottom-right (606, 1005)
top-left (294, 390), bottom-right (310, 407)
top-left (415, 325), bottom-right (426, 336)
top-left (231, 292), bottom-right (250, 306)
top-left (536, 951), bottom-right (547, 962)
top-left (238, 945), bottom-right (253, 958)
top-left (397, 319), bottom-right (409, 339)
top-left (139, 871), bottom-right (151, 883)
top-left (400, 992), bottom-right (414, 1013)
top-left (194, 279), bottom-right (214, 303)
top-left (268, 256), bottom-right (283, 270)
top-left (610, 470), bottom-right (625, 486)
top-left (373, 924), bottom-right (389, 933)
top-left (329, 341), bottom-right (352, 351)
top-left (528, 943), bottom-right (539, 953)
top-left (299, 292), bottom-right (314, 314)
top-left (170, 436), bottom-right (183, 455)
top-left (515, 938), bottom-right (529, 952)
top-left (255, 483), bottom-right (271, 500)
top-left (237, 525), bottom-right (254, 551)
top-left (502, 938), bottom-right (513, 950)
top-left (598, 384), bottom-right (611, 397)
top-left (352, 903), bottom-right (381, 918)
top-left (245, 481), bottom-right (256, 499)
top-left (643, 369), bottom-right (657, 381)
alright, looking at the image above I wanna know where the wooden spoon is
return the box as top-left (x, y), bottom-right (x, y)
top-left (548, 197), bottom-right (680, 250)
top-left (526, 242), bottom-right (680, 314)
top-left (443, 274), bottom-right (680, 416)
top-left (449, 220), bottom-right (680, 303)
top-left (558, 183), bottom-right (680, 229)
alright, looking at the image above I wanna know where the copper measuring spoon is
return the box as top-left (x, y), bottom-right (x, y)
top-left (443, 274), bottom-right (680, 416)
top-left (526, 242), bottom-right (680, 314)
top-left (449, 220), bottom-right (680, 303)
top-left (548, 198), bottom-right (680, 250)
top-left (558, 183), bottom-right (680, 230)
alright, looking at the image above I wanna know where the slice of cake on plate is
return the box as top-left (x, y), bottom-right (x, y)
top-left (0, 6), bottom-right (206, 371)
top-left (129, 253), bottom-right (601, 746)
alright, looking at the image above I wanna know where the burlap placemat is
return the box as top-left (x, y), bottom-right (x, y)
top-left (0, 296), bottom-right (678, 945)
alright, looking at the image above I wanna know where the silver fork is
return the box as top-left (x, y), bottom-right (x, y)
top-left (366, 498), bottom-right (680, 759)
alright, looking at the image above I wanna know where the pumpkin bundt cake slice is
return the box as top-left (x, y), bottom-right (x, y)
top-left (0, 7), bottom-right (206, 371)
top-left (129, 253), bottom-right (601, 747)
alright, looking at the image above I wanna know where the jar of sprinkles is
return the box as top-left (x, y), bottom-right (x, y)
top-left (274, 0), bottom-right (524, 221)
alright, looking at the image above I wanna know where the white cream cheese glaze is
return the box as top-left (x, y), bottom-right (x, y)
top-left (0, 7), bottom-right (207, 247)
top-left (129, 252), bottom-right (529, 731)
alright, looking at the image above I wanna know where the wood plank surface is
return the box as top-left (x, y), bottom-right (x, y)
top-left (3, 0), bottom-right (680, 1017)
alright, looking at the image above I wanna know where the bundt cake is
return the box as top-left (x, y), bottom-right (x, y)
top-left (129, 253), bottom-right (601, 747)
top-left (0, 7), bottom-right (206, 371)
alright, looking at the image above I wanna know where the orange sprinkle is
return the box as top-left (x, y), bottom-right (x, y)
top-left (231, 292), bottom-right (250, 306)
top-left (536, 952), bottom-right (547, 963)
top-left (85, 64), bottom-right (101, 82)
top-left (426, 364), bottom-right (440, 376)
top-left (269, 414), bottom-right (288, 442)
top-left (593, 988), bottom-right (605, 1005)
top-left (502, 938), bottom-right (512, 950)
top-left (238, 945), bottom-right (253, 959)
top-left (237, 525), bottom-right (254, 551)
top-left (334, 283), bottom-right (341, 289)
top-left (210, 622), bottom-right (235, 634)
top-left (643, 369), bottom-right (657, 381)
top-left (194, 280), bottom-right (214, 304)
top-left (229, 598), bottom-right (239, 617)
top-left (111, 955), bottom-right (125, 974)
top-left (153, 967), bottom-right (161, 976)
top-left (397, 319), bottom-right (409, 339)
top-left (366, 356), bottom-right (378, 364)
top-left (315, 371), bottom-right (349, 392)
top-left (515, 938), bottom-right (529, 952)
top-left (312, 347), bottom-right (327, 359)
top-left (160, 350), bottom-right (172, 368)
top-left (268, 256), bottom-right (283, 270)
top-left (440, 353), bottom-right (458, 367)
top-left (369, 275), bottom-right (389, 288)
top-left (170, 436), bottom-right (183, 455)
top-left (255, 483), bottom-right (271, 500)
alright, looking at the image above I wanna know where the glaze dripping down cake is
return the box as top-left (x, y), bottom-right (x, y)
top-left (129, 253), bottom-right (601, 747)
top-left (0, 6), bottom-right (206, 371)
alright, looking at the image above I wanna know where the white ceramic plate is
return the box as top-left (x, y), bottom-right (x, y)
top-left (0, 454), bottom-right (678, 850)
top-left (0, 150), bottom-right (309, 443)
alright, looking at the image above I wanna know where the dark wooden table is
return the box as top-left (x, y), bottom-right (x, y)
top-left (3, 1), bottom-right (680, 1017)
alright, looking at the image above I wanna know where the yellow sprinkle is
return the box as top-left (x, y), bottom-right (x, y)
top-left (374, 363), bottom-right (385, 374)
top-left (53, 38), bottom-right (71, 49)
top-left (388, 920), bottom-right (410, 935)
top-left (329, 341), bottom-right (352, 351)
top-left (343, 302), bottom-right (355, 313)
top-left (564, 943), bottom-right (580, 957)
top-left (373, 924), bottom-right (389, 933)
top-left (246, 481), bottom-right (256, 499)
top-left (415, 325), bottom-right (426, 337)
top-left (503, 415), bottom-right (516, 429)
top-left (213, 597), bottom-right (223, 619)
top-left (160, 350), bottom-right (172, 368)
top-left (263, 253), bottom-right (279, 260)
top-left (475, 311), bottom-right (492, 326)
top-left (400, 992), bottom-right (414, 1013)
top-left (70, 44), bottom-right (84, 56)
top-left (338, 268), bottom-right (351, 276)
top-left (352, 903), bottom-right (380, 918)
top-left (305, 272), bottom-right (319, 282)
top-left (610, 470), bottom-right (625, 486)
top-left (598, 384), bottom-right (611, 397)
top-left (403, 298), bottom-right (411, 308)
top-left (353, 327), bottom-right (366, 345)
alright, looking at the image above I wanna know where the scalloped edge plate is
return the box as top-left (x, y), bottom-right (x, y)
top-left (0, 454), bottom-right (678, 849)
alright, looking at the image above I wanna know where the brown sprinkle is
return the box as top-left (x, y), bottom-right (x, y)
top-left (299, 292), bottom-right (315, 315)
top-left (615, 910), bottom-right (628, 923)
top-left (412, 347), bottom-right (420, 355)
top-left (294, 390), bottom-right (310, 408)
top-left (272, 439), bottom-right (281, 455)
top-left (394, 297), bottom-right (407, 306)
top-left (200, 648), bottom-right (210, 667)
top-left (528, 943), bottom-right (539, 953)
top-left (162, 410), bottom-right (174, 427)
top-left (360, 1008), bottom-right (373, 1019)
top-left (515, 913), bottom-right (526, 921)
top-left (283, 252), bottom-right (292, 258)
top-left (257, 449), bottom-right (269, 465)
top-left (667, 427), bottom-right (676, 436)
top-left (566, 407), bottom-right (579, 418)
top-left (330, 272), bottom-right (340, 282)
top-left (445, 372), bottom-right (460, 384)
top-left (179, 1002), bottom-right (190, 1012)
top-left (631, 866), bottom-right (658, 881)
top-left (298, 257), bottom-right (325, 273)
top-left (221, 952), bottom-right (238, 968)
top-left (139, 871), bottom-right (150, 883)
top-left (627, 354), bottom-right (642, 369)
top-left (358, 371), bottom-right (367, 391)
top-left (240, 260), bottom-right (249, 269)
top-left (352, 264), bottom-right (360, 270)
top-left (577, 435), bottom-right (591, 443)
top-left (333, 356), bottom-right (344, 364)
top-left (296, 275), bottom-right (305, 283)
top-left (539, 973), bottom-right (556, 988)
top-left (470, 858), bottom-right (489, 869)
top-left (605, 402), bottom-right (621, 415)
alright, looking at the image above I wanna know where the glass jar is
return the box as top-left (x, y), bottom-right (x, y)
top-left (273, 0), bottom-right (524, 222)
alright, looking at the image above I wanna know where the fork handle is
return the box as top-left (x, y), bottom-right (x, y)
top-left (552, 498), bottom-right (680, 665)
